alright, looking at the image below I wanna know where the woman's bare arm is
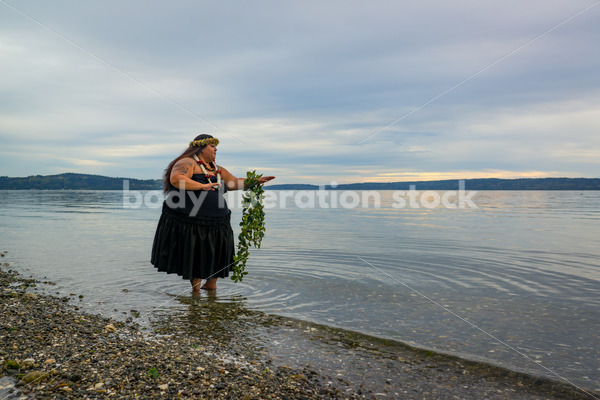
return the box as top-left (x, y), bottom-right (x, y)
top-left (220, 167), bottom-right (275, 191)
top-left (220, 167), bottom-right (244, 191)
top-left (170, 158), bottom-right (216, 191)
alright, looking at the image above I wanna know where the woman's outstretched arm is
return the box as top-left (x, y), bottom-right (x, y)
top-left (220, 167), bottom-right (275, 191)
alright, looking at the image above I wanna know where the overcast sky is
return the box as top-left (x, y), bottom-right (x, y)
top-left (1, 1), bottom-right (599, 184)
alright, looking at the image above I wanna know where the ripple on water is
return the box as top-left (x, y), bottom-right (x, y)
top-left (2, 190), bottom-right (599, 390)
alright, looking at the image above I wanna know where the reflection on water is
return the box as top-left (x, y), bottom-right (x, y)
top-left (151, 294), bottom-right (268, 362)
top-left (0, 190), bottom-right (599, 391)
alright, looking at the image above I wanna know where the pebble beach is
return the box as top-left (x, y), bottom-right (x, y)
top-left (0, 253), bottom-right (596, 399)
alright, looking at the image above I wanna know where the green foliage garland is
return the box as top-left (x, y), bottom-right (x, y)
top-left (231, 171), bottom-right (266, 282)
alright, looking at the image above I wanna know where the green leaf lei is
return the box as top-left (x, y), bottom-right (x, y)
top-left (231, 171), bottom-right (266, 282)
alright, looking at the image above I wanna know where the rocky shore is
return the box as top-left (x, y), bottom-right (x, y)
top-left (1, 257), bottom-right (597, 399)
top-left (0, 265), bottom-right (353, 399)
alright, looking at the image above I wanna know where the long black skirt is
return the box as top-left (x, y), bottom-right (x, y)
top-left (151, 203), bottom-right (234, 280)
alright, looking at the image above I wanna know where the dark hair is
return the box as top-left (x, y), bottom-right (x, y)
top-left (162, 134), bottom-right (213, 193)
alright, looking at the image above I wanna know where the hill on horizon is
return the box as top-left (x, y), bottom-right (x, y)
top-left (0, 173), bottom-right (162, 190)
top-left (1, 173), bottom-right (599, 190)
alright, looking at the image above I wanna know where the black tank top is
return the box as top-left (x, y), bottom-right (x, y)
top-left (166, 174), bottom-right (230, 217)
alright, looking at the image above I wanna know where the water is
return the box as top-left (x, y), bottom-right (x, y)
top-left (0, 189), bottom-right (599, 391)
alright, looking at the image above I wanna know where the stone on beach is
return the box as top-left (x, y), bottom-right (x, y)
top-left (0, 264), bottom-right (595, 400)
top-left (19, 371), bottom-right (49, 384)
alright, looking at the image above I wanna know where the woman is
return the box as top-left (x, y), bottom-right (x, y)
top-left (151, 134), bottom-right (275, 292)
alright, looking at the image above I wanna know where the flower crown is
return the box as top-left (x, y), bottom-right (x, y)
top-left (189, 137), bottom-right (219, 147)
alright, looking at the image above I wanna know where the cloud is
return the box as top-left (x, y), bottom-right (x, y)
top-left (1, 0), bottom-right (599, 183)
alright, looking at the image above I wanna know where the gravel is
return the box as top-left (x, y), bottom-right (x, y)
top-left (1, 255), bottom-right (597, 399)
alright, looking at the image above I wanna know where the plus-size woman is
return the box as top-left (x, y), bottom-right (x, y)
top-left (151, 134), bottom-right (274, 292)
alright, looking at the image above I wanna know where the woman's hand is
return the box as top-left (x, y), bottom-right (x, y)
top-left (199, 181), bottom-right (221, 191)
top-left (257, 176), bottom-right (275, 185)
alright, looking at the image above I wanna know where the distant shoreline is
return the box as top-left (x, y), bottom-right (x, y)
top-left (1, 173), bottom-right (599, 190)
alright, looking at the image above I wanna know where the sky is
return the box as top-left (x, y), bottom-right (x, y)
top-left (1, 0), bottom-right (599, 184)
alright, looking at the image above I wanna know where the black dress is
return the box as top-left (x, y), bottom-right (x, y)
top-left (151, 174), bottom-right (235, 280)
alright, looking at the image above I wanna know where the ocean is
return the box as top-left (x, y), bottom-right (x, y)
top-left (0, 188), bottom-right (598, 392)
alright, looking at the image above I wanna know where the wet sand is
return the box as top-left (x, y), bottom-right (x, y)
top-left (1, 259), bottom-right (597, 399)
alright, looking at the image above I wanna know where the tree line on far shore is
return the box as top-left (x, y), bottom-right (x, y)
top-left (0, 173), bottom-right (161, 190)
top-left (0, 173), bottom-right (599, 190)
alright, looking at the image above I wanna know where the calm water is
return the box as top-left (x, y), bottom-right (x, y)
top-left (0, 189), bottom-right (599, 391)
